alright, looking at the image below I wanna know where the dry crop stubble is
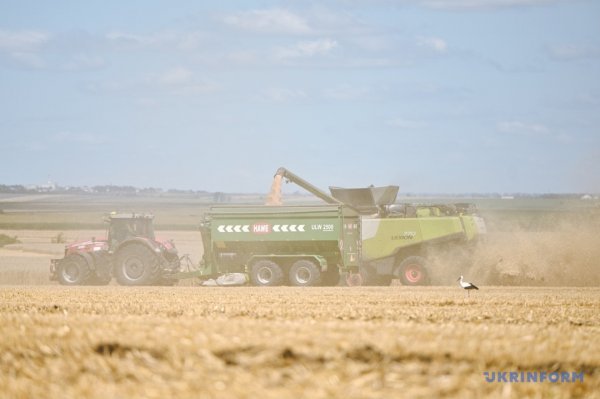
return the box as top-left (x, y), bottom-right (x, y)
top-left (0, 286), bottom-right (598, 399)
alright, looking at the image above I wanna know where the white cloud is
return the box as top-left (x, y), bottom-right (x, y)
top-left (417, 36), bottom-right (447, 53)
top-left (418, 0), bottom-right (562, 10)
top-left (548, 43), bottom-right (600, 61)
top-left (154, 67), bottom-right (218, 95)
top-left (323, 85), bottom-right (370, 101)
top-left (387, 118), bottom-right (428, 130)
top-left (106, 30), bottom-right (206, 51)
top-left (0, 30), bottom-right (49, 51)
top-left (62, 54), bottom-right (106, 71)
top-left (53, 131), bottom-right (107, 145)
top-left (262, 87), bottom-right (307, 103)
top-left (159, 67), bottom-right (193, 85)
top-left (224, 9), bottom-right (312, 35)
top-left (498, 121), bottom-right (550, 136)
top-left (6, 52), bottom-right (46, 69)
top-left (276, 38), bottom-right (338, 59)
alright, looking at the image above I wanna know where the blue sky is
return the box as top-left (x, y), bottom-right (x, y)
top-left (1, 0), bottom-right (599, 194)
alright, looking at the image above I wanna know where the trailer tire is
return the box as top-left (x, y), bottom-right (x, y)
top-left (250, 260), bottom-right (283, 286)
top-left (114, 244), bottom-right (161, 286)
top-left (289, 260), bottom-right (321, 287)
top-left (57, 254), bottom-right (93, 285)
top-left (397, 256), bottom-right (429, 286)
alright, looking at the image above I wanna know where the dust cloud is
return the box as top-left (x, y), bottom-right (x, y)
top-left (428, 213), bottom-right (600, 287)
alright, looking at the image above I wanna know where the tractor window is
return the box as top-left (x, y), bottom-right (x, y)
top-left (133, 219), bottom-right (155, 239)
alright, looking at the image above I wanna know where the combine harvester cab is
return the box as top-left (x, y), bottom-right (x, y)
top-left (50, 213), bottom-right (180, 286)
top-left (330, 186), bottom-right (487, 286)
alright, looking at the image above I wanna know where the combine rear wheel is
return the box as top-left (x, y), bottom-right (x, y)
top-left (289, 259), bottom-right (321, 287)
top-left (57, 255), bottom-right (92, 285)
top-left (397, 256), bottom-right (429, 286)
top-left (114, 244), bottom-right (160, 286)
top-left (250, 260), bottom-right (283, 286)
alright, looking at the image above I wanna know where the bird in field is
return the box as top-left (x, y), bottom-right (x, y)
top-left (457, 275), bottom-right (479, 297)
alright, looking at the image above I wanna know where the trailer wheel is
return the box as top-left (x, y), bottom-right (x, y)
top-left (397, 256), bottom-right (429, 286)
top-left (250, 260), bottom-right (283, 286)
top-left (289, 260), bottom-right (321, 287)
top-left (57, 255), bottom-right (92, 285)
top-left (114, 244), bottom-right (160, 286)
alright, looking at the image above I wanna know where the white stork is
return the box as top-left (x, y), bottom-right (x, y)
top-left (457, 275), bottom-right (479, 297)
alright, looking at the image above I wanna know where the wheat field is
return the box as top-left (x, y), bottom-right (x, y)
top-left (1, 286), bottom-right (598, 399)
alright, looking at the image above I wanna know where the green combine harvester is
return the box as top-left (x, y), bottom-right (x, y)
top-left (182, 167), bottom-right (486, 286)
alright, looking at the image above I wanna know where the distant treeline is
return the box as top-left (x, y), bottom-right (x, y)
top-left (0, 184), bottom-right (210, 196)
top-left (0, 183), bottom-right (595, 199)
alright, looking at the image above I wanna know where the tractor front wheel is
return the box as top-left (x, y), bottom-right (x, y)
top-left (57, 255), bottom-right (92, 286)
top-left (289, 259), bottom-right (321, 287)
top-left (249, 260), bottom-right (283, 286)
top-left (114, 245), bottom-right (160, 286)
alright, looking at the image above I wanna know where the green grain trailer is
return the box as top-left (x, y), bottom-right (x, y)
top-left (192, 204), bottom-right (361, 286)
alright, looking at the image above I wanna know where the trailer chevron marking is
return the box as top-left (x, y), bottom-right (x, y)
top-left (217, 224), bottom-right (306, 233)
top-left (273, 224), bottom-right (305, 233)
top-left (217, 225), bottom-right (251, 233)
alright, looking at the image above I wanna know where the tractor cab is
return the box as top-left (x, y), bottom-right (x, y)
top-left (107, 213), bottom-right (155, 248)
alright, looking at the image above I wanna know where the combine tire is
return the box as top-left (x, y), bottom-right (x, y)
top-left (289, 259), bottom-right (321, 287)
top-left (114, 244), bottom-right (161, 286)
top-left (250, 260), bottom-right (283, 286)
top-left (397, 256), bottom-right (429, 286)
top-left (57, 254), bottom-right (93, 285)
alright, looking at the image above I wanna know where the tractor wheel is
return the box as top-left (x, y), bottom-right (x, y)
top-left (57, 255), bottom-right (93, 286)
top-left (289, 259), bottom-right (321, 287)
top-left (249, 260), bottom-right (283, 286)
top-left (397, 256), bottom-right (429, 286)
top-left (114, 244), bottom-right (161, 286)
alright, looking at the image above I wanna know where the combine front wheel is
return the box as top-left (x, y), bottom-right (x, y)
top-left (397, 256), bottom-right (429, 286)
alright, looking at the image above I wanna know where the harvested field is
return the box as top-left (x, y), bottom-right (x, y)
top-left (1, 286), bottom-right (598, 398)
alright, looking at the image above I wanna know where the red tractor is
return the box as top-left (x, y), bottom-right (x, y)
top-left (50, 213), bottom-right (180, 286)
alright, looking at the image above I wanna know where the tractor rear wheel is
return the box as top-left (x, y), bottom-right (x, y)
top-left (397, 256), bottom-right (429, 286)
top-left (249, 260), bottom-right (283, 286)
top-left (114, 244), bottom-right (161, 286)
top-left (289, 259), bottom-right (321, 287)
top-left (57, 255), bottom-right (92, 285)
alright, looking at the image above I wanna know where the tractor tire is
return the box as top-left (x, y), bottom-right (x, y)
top-left (249, 260), bottom-right (283, 286)
top-left (57, 254), bottom-right (93, 285)
top-left (397, 256), bottom-right (429, 286)
top-left (289, 259), bottom-right (321, 287)
top-left (114, 244), bottom-right (161, 286)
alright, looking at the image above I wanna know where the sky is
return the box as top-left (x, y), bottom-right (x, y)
top-left (0, 0), bottom-right (599, 194)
